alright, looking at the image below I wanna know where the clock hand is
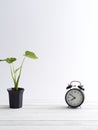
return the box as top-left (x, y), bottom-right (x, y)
top-left (69, 94), bottom-right (76, 101)
top-left (71, 97), bottom-right (76, 101)
top-left (69, 94), bottom-right (75, 98)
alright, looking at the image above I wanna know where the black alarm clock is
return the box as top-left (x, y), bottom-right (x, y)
top-left (65, 81), bottom-right (85, 108)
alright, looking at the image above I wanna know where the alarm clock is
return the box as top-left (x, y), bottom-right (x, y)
top-left (65, 81), bottom-right (85, 108)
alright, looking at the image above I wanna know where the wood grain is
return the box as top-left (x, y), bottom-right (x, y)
top-left (0, 102), bottom-right (97, 129)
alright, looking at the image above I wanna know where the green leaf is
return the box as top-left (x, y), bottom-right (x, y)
top-left (24, 51), bottom-right (38, 59)
top-left (0, 58), bottom-right (16, 63)
top-left (5, 58), bottom-right (16, 64)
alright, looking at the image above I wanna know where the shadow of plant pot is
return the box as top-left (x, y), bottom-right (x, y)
top-left (7, 88), bottom-right (24, 109)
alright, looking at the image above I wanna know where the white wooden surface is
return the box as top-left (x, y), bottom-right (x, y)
top-left (0, 101), bottom-right (98, 130)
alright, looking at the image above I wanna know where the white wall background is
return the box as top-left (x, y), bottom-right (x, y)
top-left (0, 0), bottom-right (98, 103)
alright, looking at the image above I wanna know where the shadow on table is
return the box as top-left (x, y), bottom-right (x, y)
top-left (48, 105), bottom-right (81, 110)
top-left (28, 105), bottom-right (81, 110)
top-left (0, 105), bottom-right (9, 109)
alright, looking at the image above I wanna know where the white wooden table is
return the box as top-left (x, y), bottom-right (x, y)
top-left (0, 101), bottom-right (98, 130)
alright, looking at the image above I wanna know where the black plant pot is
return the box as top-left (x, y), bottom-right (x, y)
top-left (7, 88), bottom-right (24, 109)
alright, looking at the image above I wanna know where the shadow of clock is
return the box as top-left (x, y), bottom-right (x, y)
top-left (40, 105), bottom-right (82, 110)
top-left (66, 106), bottom-right (82, 109)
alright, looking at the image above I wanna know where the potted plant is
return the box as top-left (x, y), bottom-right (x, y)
top-left (0, 51), bottom-right (38, 108)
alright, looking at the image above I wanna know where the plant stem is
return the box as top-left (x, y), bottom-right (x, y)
top-left (15, 57), bottom-right (26, 90)
top-left (10, 64), bottom-right (16, 88)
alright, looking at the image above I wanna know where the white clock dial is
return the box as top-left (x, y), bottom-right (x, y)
top-left (65, 88), bottom-right (84, 108)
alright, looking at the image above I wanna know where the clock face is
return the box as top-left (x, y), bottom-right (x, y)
top-left (65, 88), bottom-right (84, 108)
